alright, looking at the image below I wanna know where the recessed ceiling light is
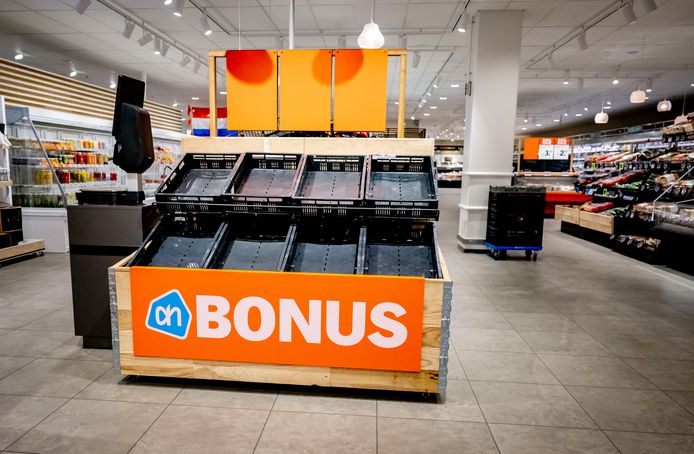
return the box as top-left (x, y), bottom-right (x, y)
top-left (450, 83), bottom-right (460, 88)
top-left (691, 83), bottom-right (694, 87)
top-left (604, 105), bottom-right (612, 109)
top-left (430, 106), bottom-right (437, 109)
top-left (646, 88), bottom-right (652, 93)
top-left (173, 0), bottom-right (184, 16)
top-left (564, 112), bottom-right (569, 117)
top-left (584, 107), bottom-right (589, 111)
top-left (439, 97), bottom-right (447, 100)
top-left (562, 80), bottom-right (570, 85)
top-left (191, 96), bottom-right (199, 100)
top-left (575, 113), bottom-right (583, 116)
top-left (172, 102), bottom-right (178, 107)
top-left (69, 70), bottom-right (77, 77)
top-left (553, 119), bottom-right (560, 122)
top-left (418, 104), bottom-right (422, 108)
top-left (535, 123), bottom-right (542, 127)
top-left (422, 99), bottom-right (427, 103)
top-left (612, 79), bottom-right (619, 85)
top-left (14, 52), bottom-right (23, 60)
top-left (219, 91), bottom-right (226, 95)
top-left (410, 116), bottom-right (415, 120)
top-left (164, 0), bottom-right (173, 5)
top-left (606, 100), bottom-right (612, 105)
top-left (521, 127), bottom-right (527, 131)
top-left (423, 113), bottom-right (430, 116)
top-left (427, 92), bottom-right (431, 97)
top-left (394, 101), bottom-right (399, 105)
top-left (109, 81), bottom-right (116, 89)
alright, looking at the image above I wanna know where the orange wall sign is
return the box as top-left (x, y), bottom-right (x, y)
top-left (524, 137), bottom-right (570, 160)
top-left (226, 50), bottom-right (278, 131)
top-left (279, 49), bottom-right (332, 131)
top-left (130, 267), bottom-right (425, 372)
top-left (333, 49), bottom-right (388, 132)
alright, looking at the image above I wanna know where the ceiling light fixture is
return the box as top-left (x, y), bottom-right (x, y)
top-left (338, 35), bottom-right (346, 49)
top-left (173, 0), bottom-right (184, 17)
top-left (577, 29), bottom-right (589, 51)
top-left (547, 52), bottom-right (555, 69)
top-left (412, 51), bottom-right (421, 69)
top-left (646, 79), bottom-right (654, 92)
top-left (563, 70), bottom-right (570, 85)
top-left (439, 97), bottom-right (447, 100)
top-left (641, 0), bottom-right (658, 13)
top-left (423, 113), bottom-right (430, 116)
top-left (200, 12), bottom-right (212, 36)
top-left (604, 105), bottom-right (612, 109)
top-left (122, 19), bottom-right (135, 39)
top-left (657, 99), bottom-right (671, 112)
top-left (14, 52), bottom-right (23, 61)
top-left (220, 91), bottom-right (226, 95)
top-left (535, 123), bottom-right (542, 127)
top-left (450, 83), bottom-right (460, 88)
top-left (192, 60), bottom-right (201, 73)
top-left (430, 106), bottom-right (438, 109)
top-left (433, 76), bottom-right (440, 88)
top-left (575, 113), bottom-right (583, 117)
top-left (564, 112), bottom-right (569, 117)
top-left (622, 1), bottom-right (638, 24)
top-left (399, 34), bottom-right (407, 49)
top-left (521, 127), bottom-right (528, 131)
top-left (410, 115), bottom-right (415, 120)
top-left (153, 37), bottom-right (162, 55)
top-left (74, 0), bottom-right (91, 14)
top-left (584, 107), bottom-right (589, 111)
top-left (426, 92), bottom-right (431, 97)
top-left (553, 119), bottom-right (560, 122)
top-left (109, 76), bottom-right (116, 89)
top-left (180, 54), bottom-right (191, 67)
top-left (357, 0), bottom-right (385, 49)
top-left (577, 78), bottom-right (584, 90)
top-left (630, 87), bottom-right (646, 103)
top-left (191, 96), bottom-right (199, 100)
top-left (160, 41), bottom-right (170, 57)
top-left (137, 30), bottom-right (153, 46)
top-left (606, 100), bottom-right (612, 105)
top-left (612, 78), bottom-right (619, 85)
top-left (172, 102), bottom-right (178, 107)
top-left (595, 96), bottom-right (609, 124)
top-left (674, 91), bottom-right (688, 124)
top-left (69, 70), bottom-right (77, 78)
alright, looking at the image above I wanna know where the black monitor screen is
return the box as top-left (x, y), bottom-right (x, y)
top-left (112, 75), bottom-right (145, 136)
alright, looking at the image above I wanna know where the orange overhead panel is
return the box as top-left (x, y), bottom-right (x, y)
top-left (226, 50), bottom-right (278, 131)
top-left (279, 49), bottom-right (332, 131)
top-left (523, 137), bottom-right (541, 160)
top-left (333, 49), bottom-right (388, 132)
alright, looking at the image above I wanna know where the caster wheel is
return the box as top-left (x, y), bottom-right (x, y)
top-left (525, 250), bottom-right (532, 259)
top-left (491, 250), bottom-right (501, 260)
top-left (532, 252), bottom-right (538, 261)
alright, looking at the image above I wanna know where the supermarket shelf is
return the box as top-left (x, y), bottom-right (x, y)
top-left (0, 239), bottom-right (45, 264)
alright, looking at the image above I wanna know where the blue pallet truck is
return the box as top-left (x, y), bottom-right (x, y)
top-left (484, 242), bottom-right (541, 261)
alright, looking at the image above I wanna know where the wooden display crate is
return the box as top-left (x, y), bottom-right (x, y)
top-left (109, 251), bottom-right (452, 395)
top-left (554, 205), bottom-right (580, 224)
top-left (579, 211), bottom-right (614, 234)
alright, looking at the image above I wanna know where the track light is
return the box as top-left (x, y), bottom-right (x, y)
top-left (622, 1), bottom-right (637, 24)
top-left (577, 78), bottom-right (584, 90)
top-left (14, 52), bottom-right (23, 61)
top-left (275, 36), bottom-right (284, 49)
top-left (191, 97), bottom-right (199, 101)
top-left (153, 37), bottom-right (162, 55)
top-left (612, 78), bottom-right (619, 85)
top-left (577, 30), bottom-right (588, 51)
top-left (180, 54), bottom-right (191, 67)
top-left (657, 99), bottom-right (671, 112)
top-left (457, 13), bottom-right (470, 32)
top-left (137, 31), bottom-right (153, 46)
top-left (173, 0), bottom-right (184, 17)
top-left (410, 115), bottom-right (415, 120)
top-left (562, 70), bottom-right (570, 85)
top-left (641, 0), bottom-right (658, 13)
top-left (547, 52), bottom-right (555, 69)
top-left (69, 66), bottom-right (77, 77)
top-left (450, 83), bottom-right (460, 88)
top-left (160, 41), bottom-right (170, 57)
top-left (399, 34), bottom-right (407, 49)
top-left (192, 60), bottom-right (201, 73)
top-left (200, 13), bottom-right (212, 36)
top-left (172, 102), bottom-right (178, 107)
top-left (164, 0), bottom-right (173, 5)
top-left (646, 79), bottom-right (653, 92)
top-left (122, 19), bottom-right (135, 39)
top-left (412, 51), bottom-right (421, 69)
top-left (338, 35), bottom-right (347, 49)
top-left (74, 0), bottom-right (91, 15)
top-left (109, 76), bottom-right (116, 89)
top-left (433, 76), bottom-right (440, 88)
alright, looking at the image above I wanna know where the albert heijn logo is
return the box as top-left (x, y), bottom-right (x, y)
top-left (145, 290), bottom-right (192, 339)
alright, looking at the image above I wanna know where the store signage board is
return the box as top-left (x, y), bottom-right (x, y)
top-left (129, 267), bottom-right (425, 372)
top-left (553, 137), bottom-right (571, 160)
top-left (524, 137), bottom-right (571, 160)
top-left (537, 138), bottom-right (555, 160)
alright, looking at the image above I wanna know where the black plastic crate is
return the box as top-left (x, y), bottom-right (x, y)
top-left (485, 186), bottom-right (545, 248)
top-left (130, 213), bottom-right (227, 268)
top-left (209, 215), bottom-right (294, 272)
top-left (365, 156), bottom-right (438, 218)
top-left (283, 220), bottom-right (365, 275)
top-left (155, 153), bottom-right (240, 211)
top-left (362, 221), bottom-right (441, 278)
top-left (225, 153), bottom-right (303, 211)
top-left (293, 155), bottom-right (366, 216)
top-left (0, 206), bottom-right (22, 232)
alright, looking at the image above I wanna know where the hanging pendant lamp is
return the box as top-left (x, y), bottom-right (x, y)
top-left (358, 0), bottom-right (385, 49)
top-left (595, 97), bottom-right (609, 124)
top-left (657, 99), bottom-right (672, 112)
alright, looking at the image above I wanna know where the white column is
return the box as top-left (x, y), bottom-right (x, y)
top-left (458, 10), bottom-right (523, 251)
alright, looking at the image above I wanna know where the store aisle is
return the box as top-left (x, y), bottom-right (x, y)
top-left (0, 188), bottom-right (693, 453)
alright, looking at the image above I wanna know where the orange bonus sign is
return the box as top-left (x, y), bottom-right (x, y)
top-left (130, 267), bottom-right (425, 372)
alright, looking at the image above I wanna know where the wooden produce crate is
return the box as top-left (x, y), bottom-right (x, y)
top-left (554, 205), bottom-right (580, 224)
top-left (109, 251), bottom-right (452, 396)
top-left (579, 211), bottom-right (614, 234)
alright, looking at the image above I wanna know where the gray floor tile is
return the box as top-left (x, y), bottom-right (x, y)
top-left (130, 405), bottom-right (268, 454)
top-left (254, 411), bottom-right (376, 454)
top-left (590, 332), bottom-right (694, 360)
top-left (489, 424), bottom-right (619, 454)
top-left (274, 392), bottom-right (376, 416)
top-left (518, 330), bottom-right (613, 356)
top-left (471, 381), bottom-right (595, 428)
top-left (452, 310), bottom-right (512, 329)
top-left (460, 351), bottom-right (559, 384)
top-left (452, 328), bottom-right (533, 353)
top-left (9, 398), bottom-right (165, 454)
top-left (378, 379), bottom-right (484, 422)
top-left (0, 358), bottom-right (111, 398)
top-left (540, 354), bottom-right (654, 388)
top-left (503, 312), bottom-right (579, 332)
top-left (0, 395), bottom-right (66, 451)
top-left (667, 391), bottom-right (694, 415)
top-left (447, 345), bottom-right (467, 379)
top-left (571, 315), bottom-right (691, 337)
top-left (42, 338), bottom-right (114, 362)
top-left (18, 311), bottom-right (74, 334)
top-left (172, 386), bottom-right (277, 410)
top-left (623, 358), bottom-right (694, 391)
top-left (0, 309), bottom-right (52, 329)
top-left (567, 386), bottom-right (694, 433)
top-left (0, 356), bottom-right (33, 380)
top-left (605, 431), bottom-right (694, 454)
top-left (0, 330), bottom-right (73, 357)
top-left (491, 298), bottom-right (559, 314)
top-left (75, 370), bottom-right (182, 404)
top-left (378, 418), bottom-right (498, 454)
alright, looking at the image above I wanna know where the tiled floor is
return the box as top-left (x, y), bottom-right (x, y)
top-left (1, 188), bottom-right (693, 453)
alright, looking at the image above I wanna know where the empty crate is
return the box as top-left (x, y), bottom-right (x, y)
top-left (284, 221), bottom-right (365, 274)
top-left (226, 153), bottom-right (303, 209)
top-left (294, 155), bottom-right (366, 215)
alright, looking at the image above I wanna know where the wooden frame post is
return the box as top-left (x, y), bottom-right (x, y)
top-left (208, 49), bottom-right (407, 138)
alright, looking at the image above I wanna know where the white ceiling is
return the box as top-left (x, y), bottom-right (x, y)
top-left (1, 0), bottom-right (693, 137)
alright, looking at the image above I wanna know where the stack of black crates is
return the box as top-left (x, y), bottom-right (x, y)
top-left (0, 206), bottom-right (23, 249)
top-left (130, 152), bottom-right (442, 278)
top-left (485, 186), bottom-right (546, 260)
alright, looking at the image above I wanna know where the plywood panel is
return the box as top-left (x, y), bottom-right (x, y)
top-left (333, 49), bottom-right (388, 132)
top-left (279, 49), bottom-right (332, 131)
top-left (226, 50), bottom-right (278, 131)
